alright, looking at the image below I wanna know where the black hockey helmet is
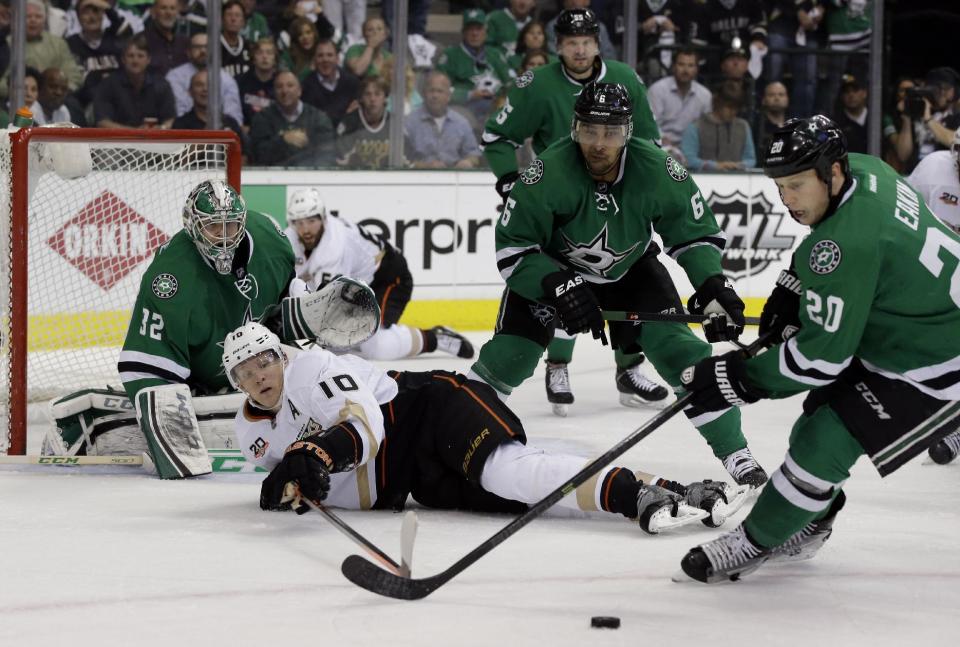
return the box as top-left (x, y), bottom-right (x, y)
top-left (571, 82), bottom-right (633, 144)
top-left (762, 115), bottom-right (849, 183)
top-left (555, 8), bottom-right (600, 40)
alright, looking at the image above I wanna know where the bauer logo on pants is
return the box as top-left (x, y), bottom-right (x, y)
top-left (809, 240), bottom-right (842, 275)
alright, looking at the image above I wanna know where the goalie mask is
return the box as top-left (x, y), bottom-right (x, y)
top-left (183, 179), bottom-right (247, 275)
top-left (222, 322), bottom-right (286, 408)
top-left (287, 187), bottom-right (327, 223)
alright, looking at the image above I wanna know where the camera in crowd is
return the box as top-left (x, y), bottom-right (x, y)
top-left (905, 87), bottom-right (937, 120)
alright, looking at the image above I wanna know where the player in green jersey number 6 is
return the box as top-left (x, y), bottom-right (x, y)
top-left (482, 8), bottom-right (667, 415)
top-left (678, 115), bottom-right (960, 584)
top-left (468, 81), bottom-right (764, 490)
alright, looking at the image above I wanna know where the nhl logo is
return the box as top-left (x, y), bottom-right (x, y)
top-left (516, 70), bottom-right (534, 88)
top-left (520, 159), bottom-right (544, 185)
top-left (665, 156), bottom-right (688, 182)
top-left (151, 273), bottom-right (178, 299)
top-left (809, 240), bottom-right (842, 275)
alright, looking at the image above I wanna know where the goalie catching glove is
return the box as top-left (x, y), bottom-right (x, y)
top-left (681, 351), bottom-right (766, 412)
top-left (267, 276), bottom-right (381, 350)
top-left (541, 270), bottom-right (608, 345)
top-left (688, 275), bottom-right (746, 343)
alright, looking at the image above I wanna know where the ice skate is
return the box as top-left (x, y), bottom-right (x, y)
top-left (616, 359), bottom-right (670, 409)
top-left (674, 524), bottom-right (770, 583)
top-left (680, 480), bottom-right (753, 528)
top-left (721, 447), bottom-right (768, 489)
top-left (636, 483), bottom-right (708, 534)
top-left (431, 326), bottom-right (475, 359)
top-left (928, 430), bottom-right (960, 465)
top-left (545, 360), bottom-right (574, 417)
top-left (768, 491), bottom-right (846, 563)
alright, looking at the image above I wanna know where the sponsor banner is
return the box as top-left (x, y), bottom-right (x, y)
top-left (243, 170), bottom-right (806, 301)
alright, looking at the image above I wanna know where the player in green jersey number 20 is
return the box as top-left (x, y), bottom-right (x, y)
top-left (677, 115), bottom-right (960, 584)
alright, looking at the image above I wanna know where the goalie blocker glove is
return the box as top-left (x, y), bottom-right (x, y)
top-left (759, 266), bottom-right (802, 345)
top-left (688, 275), bottom-right (746, 343)
top-left (681, 351), bottom-right (765, 412)
top-left (541, 270), bottom-right (608, 345)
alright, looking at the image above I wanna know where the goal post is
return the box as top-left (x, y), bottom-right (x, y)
top-left (1, 127), bottom-right (242, 455)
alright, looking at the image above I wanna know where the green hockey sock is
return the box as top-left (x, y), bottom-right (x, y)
top-left (470, 334), bottom-right (546, 395)
top-left (545, 336), bottom-right (575, 363)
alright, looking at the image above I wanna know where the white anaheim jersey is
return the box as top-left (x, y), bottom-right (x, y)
top-left (285, 216), bottom-right (385, 290)
top-left (234, 348), bottom-right (399, 509)
top-left (908, 150), bottom-right (960, 233)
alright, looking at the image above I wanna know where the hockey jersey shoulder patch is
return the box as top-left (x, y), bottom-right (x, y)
top-left (151, 273), bottom-right (179, 299)
top-left (520, 159), bottom-right (544, 185)
top-left (809, 240), bottom-right (842, 275)
top-left (665, 156), bottom-right (688, 182)
top-left (515, 69), bottom-right (534, 88)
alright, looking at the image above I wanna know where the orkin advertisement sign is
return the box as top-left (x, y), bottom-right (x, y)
top-left (243, 169), bottom-right (808, 302)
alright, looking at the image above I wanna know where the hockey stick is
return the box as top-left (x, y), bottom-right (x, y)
top-left (399, 511), bottom-right (419, 578)
top-left (341, 333), bottom-right (774, 600)
top-left (602, 310), bottom-right (761, 326)
top-left (302, 498), bottom-right (406, 577)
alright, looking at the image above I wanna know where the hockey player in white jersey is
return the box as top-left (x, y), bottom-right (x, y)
top-left (907, 130), bottom-right (960, 464)
top-left (222, 322), bottom-right (750, 533)
top-left (285, 187), bottom-right (474, 361)
top-left (908, 129), bottom-right (960, 234)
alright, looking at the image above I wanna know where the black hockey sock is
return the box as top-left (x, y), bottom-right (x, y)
top-left (420, 329), bottom-right (438, 354)
top-left (599, 468), bottom-right (642, 518)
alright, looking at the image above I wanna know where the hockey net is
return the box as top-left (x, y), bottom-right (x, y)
top-left (0, 127), bottom-right (241, 455)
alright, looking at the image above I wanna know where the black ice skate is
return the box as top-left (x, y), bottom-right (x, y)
top-left (431, 326), bottom-right (475, 359)
top-left (545, 360), bottom-right (574, 417)
top-left (768, 491), bottom-right (846, 563)
top-left (616, 359), bottom-right (670, 409)
top-left (675, 524), bottom-right (771, 583)
top-left (928, 430), bottom-right (960, 465)
top-left (721, 447), bottom-right (768, 489)
top-left (636, 483), bottom-right (708, 534)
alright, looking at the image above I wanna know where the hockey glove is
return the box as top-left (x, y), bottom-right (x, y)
top-left (260, 439), bottom-right (333, 513)
top-left (688, 274), bottom-right (746, 343)
top-left (495, 171), bottom-right (520, 202)
top-left (759, 267), bottom-right (802, 345)
top-left (541, 270), bottom-right (608, 345)
top-left (680, 351), bottom-right (765, 412)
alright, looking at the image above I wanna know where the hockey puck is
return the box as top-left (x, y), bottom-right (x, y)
top-left (590, 616), bottom-right (620, 629)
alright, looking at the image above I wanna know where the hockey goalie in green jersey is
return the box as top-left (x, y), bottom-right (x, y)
top-left (468, 81), bottom-right (766, 490)
top-left (679, 115), bottom-right (960, 584)
top-left (481, 8), bottom-right (666, 413)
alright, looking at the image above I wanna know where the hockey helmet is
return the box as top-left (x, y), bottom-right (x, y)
top-left (571, 81), bottom-right (633, 146)
top-left (762, 115), bottom-right (849, 183)
top-left (287, 187), bottom-right (327, 223)
top-left (222, 322), bottom-right (285, 390)
top-left (555, 8), bottom-right (600, 41)
top-left (183, 179), bottom-right (247, 275)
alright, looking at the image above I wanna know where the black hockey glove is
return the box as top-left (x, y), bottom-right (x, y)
top-left (688, 274), bottom-right (746, 343)
top-left (759, 267), bottom-right (802, 346)
top-left (680, 351), bottom-right (765, 412)
top-left (541, 270), bottom-right (608, 345)
top-left (495, 171), bottom-right (520, 202)
top-left (260, 439), bottom-right (332, 513)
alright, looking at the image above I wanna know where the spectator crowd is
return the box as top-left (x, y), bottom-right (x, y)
top-left (0, 0), bottom-right (953, 174)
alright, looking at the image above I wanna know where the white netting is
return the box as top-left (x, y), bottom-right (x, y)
top-left (1, 129), bottom-right (235, 453)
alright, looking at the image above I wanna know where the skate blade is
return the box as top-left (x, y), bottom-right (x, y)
top-left (720, 484), bottom-right (752, 518)
top-left (618, 393), bottom-right (671, 410)
top-left (647, 503), bottom-right (709, 533)
top-left (551, 403), bottom-right (569, 417)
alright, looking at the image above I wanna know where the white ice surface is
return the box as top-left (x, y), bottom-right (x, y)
top-left (2, 331), bottom-right (959, 647)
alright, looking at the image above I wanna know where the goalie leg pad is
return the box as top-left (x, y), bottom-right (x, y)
top-left (135, 384), bottom-right (211, 479)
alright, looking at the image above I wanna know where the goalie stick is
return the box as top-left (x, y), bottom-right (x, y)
top-left (340, 333), bottom-right (774, 600)
top-left (603, 310), bottom-right (761, 326)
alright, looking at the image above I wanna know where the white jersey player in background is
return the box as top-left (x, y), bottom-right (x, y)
top-left (223, 322), bottom-right (749, 533)
top-left (907, 130), bottom-right (960, 464)
top-left (284, 187), bottom-right (474, 361)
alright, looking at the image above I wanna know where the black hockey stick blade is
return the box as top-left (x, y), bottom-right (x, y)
top-left (341, 332), bottom-right (775, 600)
top-left (603, 310), bottom-right (761, 326)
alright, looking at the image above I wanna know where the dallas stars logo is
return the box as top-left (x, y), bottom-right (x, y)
top-left (560, 224), bottom-right (639, 278)
top-left (809, 240), bottom-right (842, 275)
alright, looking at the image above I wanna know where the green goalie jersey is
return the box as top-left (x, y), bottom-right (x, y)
top-left (481, 59), bottom-right (661, 179)
top-left (118, 211), bottom-right (296, 401)
top-left (746, 153), bottom-right (960, 401)
top-left (496, 136), bottom-right (724, 301)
